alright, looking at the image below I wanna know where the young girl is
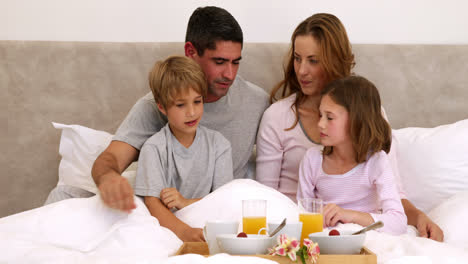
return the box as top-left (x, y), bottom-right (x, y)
top-left (297, 75), bottom-right (407, 235)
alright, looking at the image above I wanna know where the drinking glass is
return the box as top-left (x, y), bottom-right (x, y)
top-left (242, 199), bottom-right (267, 235)
top-left (298, 198), bottom-right (323, 244)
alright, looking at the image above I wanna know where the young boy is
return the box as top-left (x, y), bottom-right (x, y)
top-left (134, 56), bottom-right (233, 242)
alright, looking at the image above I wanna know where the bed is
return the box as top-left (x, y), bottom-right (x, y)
top-left (1, 41), bottom-right (468, 263)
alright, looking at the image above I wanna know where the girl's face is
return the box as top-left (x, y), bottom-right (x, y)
top-left (293, 35), bottom-right (328, 96)
top-left (318, 94), bottom-right (350, 147)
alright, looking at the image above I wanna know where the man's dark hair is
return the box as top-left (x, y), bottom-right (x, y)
top-left (185, 6), bottom-right (243, 56)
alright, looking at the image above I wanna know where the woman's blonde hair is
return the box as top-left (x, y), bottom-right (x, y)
top-left (271, 13), bottom-right (355, 130)
top-left (149, 55), bottom-right (207, 109)
top-left (321, 76), bottom-right (391, 163)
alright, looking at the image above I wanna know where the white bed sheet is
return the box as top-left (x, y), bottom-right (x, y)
top-left (1, 179), bottom-right (467, 264)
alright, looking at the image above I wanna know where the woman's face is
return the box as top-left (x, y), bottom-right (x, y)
top-left (293, 35), bottom-right (328, 96)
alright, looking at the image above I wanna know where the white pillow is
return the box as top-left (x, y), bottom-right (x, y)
top-left (428, 191), bottom-right (468, 249)
top-left (53, 122), bottom-right (137, 194)
top-left (393, 119), bottom-right (468, 213)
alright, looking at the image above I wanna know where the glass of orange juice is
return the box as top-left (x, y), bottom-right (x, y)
top-left (242, 199), bottom-right (267, 235)
top-left (298, 198), bottom-right (323, 244)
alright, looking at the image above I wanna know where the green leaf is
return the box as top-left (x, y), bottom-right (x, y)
top-left (299, 251), bottom-right (306, 264)
top-left (295, 247), bottom-right (307, 264)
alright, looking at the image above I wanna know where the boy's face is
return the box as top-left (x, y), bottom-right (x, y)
top-left (159, 87), bottom-right (204, 142)
top-left (189, 41), bottom-right (242, 103)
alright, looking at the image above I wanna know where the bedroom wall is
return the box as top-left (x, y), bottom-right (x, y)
top-left (2, 0), bottom-right (468, 44)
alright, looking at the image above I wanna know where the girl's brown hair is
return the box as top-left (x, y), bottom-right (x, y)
top-left (149, 55), bottom-right (207, 109)
top-left (321, 76), bottom-right (391, 163)
top-left (271, 13), bottom-right (355, 130)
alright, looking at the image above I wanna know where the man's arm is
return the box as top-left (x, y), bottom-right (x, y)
top-left (402, 199), bottom-right (444, 242)
top-left (91, 140), bottom-right (138, 212)
top-left (144, 196), bottom-right (205, 242)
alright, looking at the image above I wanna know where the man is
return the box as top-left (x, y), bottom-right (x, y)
top-left (91, 6), bottom-right (269, 222)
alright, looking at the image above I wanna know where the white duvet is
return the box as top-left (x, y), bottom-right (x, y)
top-left (1, 180), bottom-right (467, 264)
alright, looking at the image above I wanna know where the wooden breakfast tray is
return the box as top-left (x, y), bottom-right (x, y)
top-left (175, 242), bottom-right (377, 264)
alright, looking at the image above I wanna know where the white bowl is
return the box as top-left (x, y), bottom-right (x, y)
top-left (308, 230), bottom-right (365, 255)
top-left (268, 222), bottom-right (303, 242)
top-left (216, 234), bottom-right (275, 255)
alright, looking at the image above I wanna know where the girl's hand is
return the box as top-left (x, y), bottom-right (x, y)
top-left (160, 188), bottom-right (189, 209)
top-left (323, 203), bottom-right (355, 227)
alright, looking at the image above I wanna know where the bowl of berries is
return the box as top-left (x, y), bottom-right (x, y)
top-left (216, 232), bottom-right (275, 255)
top-left (308, 229), bottom-right (366, 255)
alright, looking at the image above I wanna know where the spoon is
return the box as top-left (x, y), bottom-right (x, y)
top-left (268, 218), bottom-right (287, 237)
top-left (352, 220), bottom-right (384, 235)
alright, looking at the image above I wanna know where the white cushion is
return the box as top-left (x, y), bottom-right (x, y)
top-left (393, 119), bottom-right (468, 213)
top-left (53, 122), bottom-right (136, 194)
top-left (428, 191), bottom-right (468, 249)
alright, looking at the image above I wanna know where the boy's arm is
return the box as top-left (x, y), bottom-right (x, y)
top-left (144, 196), bottom-right (205, 242)
top-left (91, 141), bottom-right (138, 212)
top-left (160, 188), bottom-right (200, 209)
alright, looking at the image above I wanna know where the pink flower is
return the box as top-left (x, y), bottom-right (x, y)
top-left (288, 250), bottom-right (297, 261)
top-left (268, 235), bottom-right (319, 264)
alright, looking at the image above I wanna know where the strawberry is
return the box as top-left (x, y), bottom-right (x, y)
top-left (237, 232), bottom-right (248, 238)
top-left (329, 229), bottom-right (340, 236)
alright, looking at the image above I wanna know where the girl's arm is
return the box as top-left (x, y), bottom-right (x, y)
top-left (256, 108), bottom-right (284, 189)
top-left (371, 152), bottom-right (408, 235)
top-left (323, 204), bottom-right (374, 227)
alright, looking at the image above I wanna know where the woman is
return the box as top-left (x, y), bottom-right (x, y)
top-left (256, 13), bottom-right (444, 241)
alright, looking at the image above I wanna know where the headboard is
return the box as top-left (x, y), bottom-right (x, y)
top-left (2, 41), bottom-right (467, 217)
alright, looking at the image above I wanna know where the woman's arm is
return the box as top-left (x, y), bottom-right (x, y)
top-left (296, 151), bottom-right (317, 200)
top-left (389, 130), bottom-right (444, 240)
top-left (256, 108), bottom-right (284, 189)
top-left (382, 109), bottom-right (443, 240)
top-left (402, 199), bottom-right (444, 241)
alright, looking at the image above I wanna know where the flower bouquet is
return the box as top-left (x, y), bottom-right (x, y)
top-left (268, 234), bottom-right (320, 264)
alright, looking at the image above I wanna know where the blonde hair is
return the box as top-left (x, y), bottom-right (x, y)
top-left (321, 76), bottom-right (391, 163)
top-left (271, 13), bottom-right (355, 130)
top-left (149, 55), bottom-right (207, 109)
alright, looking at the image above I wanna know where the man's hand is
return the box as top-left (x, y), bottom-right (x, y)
top-left (178, 227), bottom-right (205, 242)
top-left (99, 172), bottom-right (136, 213)
top-left (415, 211), bottom-right (444, 242)
top-left (160, 188), bottom-right (189, 210)
top-left (92, 141), bottom-right (138, 213)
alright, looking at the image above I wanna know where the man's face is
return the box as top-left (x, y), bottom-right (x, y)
top-left (190, 41), bottom-right (242, 102)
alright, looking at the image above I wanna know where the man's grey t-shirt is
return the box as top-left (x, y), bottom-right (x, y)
top-left (134, 124), bottom-right (233, 199)
top-left (114, 75), bottom-right (270, 179)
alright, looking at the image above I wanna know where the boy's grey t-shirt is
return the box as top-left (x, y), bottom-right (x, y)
top-left (134, 124), bottom-right (233, 199)
top-left (114, 75), bottom-right (269, 180)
